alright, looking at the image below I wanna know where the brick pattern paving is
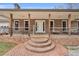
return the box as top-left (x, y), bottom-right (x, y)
top-left (0, 34), bottom-right (79, 56)
top-left (4, 41), bottom-right (68, 56)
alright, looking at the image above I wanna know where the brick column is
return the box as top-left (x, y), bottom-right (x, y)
top-left (10, 13), bottom-right (13, 37)
top-left (28, 14), bottom-right (31, 37)
top-left (68, 14), bottom-right (71, 35)
top-left (48, 14), bottom-right (51, 37)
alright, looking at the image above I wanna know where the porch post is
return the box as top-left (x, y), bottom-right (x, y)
top-left (68, 14), bottom-right (71, 35)
top-left (28, 14), bottom-right (31, 37)
top-left (48, 14), bottom-right (51, 38)
top-left (20, 19), bottom-right (23, 34)
top-left (10, 13), bottom-right (13, 37)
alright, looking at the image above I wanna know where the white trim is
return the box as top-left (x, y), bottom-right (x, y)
top-left (75, 20), bottom-right (79, 31)
top-left (24, 20), bottom-right (29, 31)
top-left (73, 20), bottom-right (79, 31)
top-left (77, 21), bottom-right (79, 31)
top-left (14, 20), bottom-right (20, 31)
top-left (75, 20), bottom-right (79, 21)
top-left (50, 20), bottom-right (54, 32)
top-left (61, 20), bottom-right (67, 32)
top-left (35, 20), bottom-right (45, 22)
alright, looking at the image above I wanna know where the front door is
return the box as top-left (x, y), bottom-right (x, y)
top-left (35, 20), bottom-right (45, 33)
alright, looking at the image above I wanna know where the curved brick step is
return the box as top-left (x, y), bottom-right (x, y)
top-left (31, 37), bottom-right (49, 43)
top-left (28, 39), bottom-right (52, 47)
top-left (25, 42), bottom-right (55, 53)
top-left (30, 35), bottom-right (49, 38)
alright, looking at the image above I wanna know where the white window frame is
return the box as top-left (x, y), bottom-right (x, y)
top-left (76, 20), bottom-right (79, 32)
top-left (50, 20), bottom-right (54, 32)
top-left (61, 20), bottom-right (67, 32)
top-left (14, 20), bottom-right (20, 31)
top-left (24, 20), bottom-right (29, 31)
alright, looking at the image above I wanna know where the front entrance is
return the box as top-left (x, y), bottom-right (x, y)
top-left (35, 20), bottom-right (45, 33)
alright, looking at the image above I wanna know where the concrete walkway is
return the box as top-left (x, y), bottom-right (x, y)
top-left (67, 46), bottom-right (79, 56)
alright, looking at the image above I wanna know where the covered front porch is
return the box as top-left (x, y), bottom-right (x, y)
top-left (0, 12), bottom-right (79, 36)
top-left (9, 13), bottom-right (79, 36)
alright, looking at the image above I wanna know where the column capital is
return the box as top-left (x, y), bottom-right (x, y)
top-left (28, 13), bottom-right (30, 17)
top-left (49, 13), bottom-right (51, 17)
top-left (10, 13), bottom-right (13, 17)
top-left (10, 13), bottom-right (13, 15)
top-left (68, 14), bottom-right (71, 18)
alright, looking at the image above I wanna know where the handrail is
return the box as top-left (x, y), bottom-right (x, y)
top-left (0, 27), bottom-right (79, 34)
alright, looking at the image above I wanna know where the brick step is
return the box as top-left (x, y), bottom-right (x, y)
top-left (28, 39), bottom-right (52, 47)
top-left (30, 37), bottom-right (49, 43)
top-left (25, 36), bottom-right (56, 53)
top-left (25, 41), bottom-right (55, 53)
top-left (30, 34), bottom-right (49, 38)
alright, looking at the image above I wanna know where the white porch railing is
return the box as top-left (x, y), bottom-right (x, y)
top-left (0, 26), bottom-right (79, 35)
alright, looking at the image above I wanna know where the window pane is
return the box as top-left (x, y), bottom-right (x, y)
top-left (50, 21), bottom-right (53, 27)
top-left (50, 21), bottom-right (53, 31)
top-left (15, 21), bottom-right (19, 30)
top-left (43, 22), bottom-right (44, 31)
top-left (62, 21), bottom-right (66, 31)
top-left (25, 21), bottom-right (28, 30)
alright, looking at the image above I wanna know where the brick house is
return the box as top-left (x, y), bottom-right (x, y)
top-left (0, 8), bottom-right (79, 36)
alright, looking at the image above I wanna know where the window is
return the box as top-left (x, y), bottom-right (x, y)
top-left (50, 20), bottom-right (54, 32)
top-left (62, 20), bottom-right (67, 32)
top-left (36, 22), bottom-right (37, 31)
top-left (43, 22), bottom-right (45, 31)
top-left (14, 21), bottom-right (19, 30)
top-left (77, 21), bottom-right (79, 32)
top-left (24, 20), bottom-right (28, 30)
top-left (0, 26), bottom-right (9, 33)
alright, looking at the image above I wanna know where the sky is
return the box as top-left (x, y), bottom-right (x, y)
top-left (0, 3), bottom-right (79, 9)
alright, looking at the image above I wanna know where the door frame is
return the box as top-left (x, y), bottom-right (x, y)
top-left (61, 20), bottom-right (67, 32)
top-left (35, 20), bottom-right (45, 33)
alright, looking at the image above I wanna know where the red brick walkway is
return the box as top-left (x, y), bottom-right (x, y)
top-left (1, 34), bottom-right (79, 56)
top-left (4, 40), bottom-right (68, 56)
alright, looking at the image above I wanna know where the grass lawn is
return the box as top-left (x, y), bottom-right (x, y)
top-left (0, 42), bottom-right (17, 56)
